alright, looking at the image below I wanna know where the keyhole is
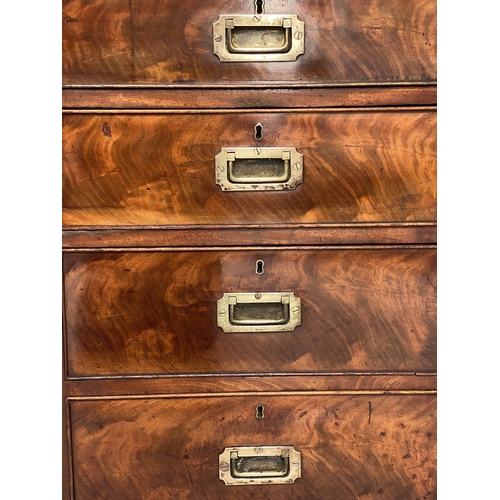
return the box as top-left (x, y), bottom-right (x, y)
top-left (256, 405), bottom-right (265, 419)
top-left (255, 0), bottom-right (264, 15)
top-left (256, 259), bottom-right (264, 274)
top-left (254, 123), bottom-right (263, 140)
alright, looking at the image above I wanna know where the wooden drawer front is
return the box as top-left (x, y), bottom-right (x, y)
top-left (64, 248), bottom-right (436, 377)
top-left (62, 110), bottom-right (436, 226)
top-left (62, 0), bottom-right (436, 86)
top-left (69, 394), bottom-right (436, 499)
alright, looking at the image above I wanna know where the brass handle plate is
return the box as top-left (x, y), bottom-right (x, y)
top-left (213, 14), bottom-right (305, 62)
top-left (217, 292), bottom-right (301, 333)
top-left (215, 147), bottom-right (303, 191)
top-left (219, 446), bottom-right (301, 485)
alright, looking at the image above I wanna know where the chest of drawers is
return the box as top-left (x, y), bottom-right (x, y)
top-left (63, 1), bottom-right (437, 498)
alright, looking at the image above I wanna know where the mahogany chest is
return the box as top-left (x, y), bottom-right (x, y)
top-left (63, 1), bottom-right (437, 498)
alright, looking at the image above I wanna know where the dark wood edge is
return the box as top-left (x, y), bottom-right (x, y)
top-left (62, 224), bottom-right (437, 248)
top-left (63, 85), bottom-right (437, 109)
top-left (65, 373), bottom-right (437, 397)
top-left (62, 82), bottom-right (437, 89)
top-left (62, 105), bottom-right (437, 114)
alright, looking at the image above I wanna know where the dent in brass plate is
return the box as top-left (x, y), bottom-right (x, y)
top-left (217, 292), bottom-right (301, 333)
top-left (215, 147), bottom-right (303, 191)
top-left (213, 14), bottom-right (304, 62)
top-left (219, 446), bottom-right (301, 485)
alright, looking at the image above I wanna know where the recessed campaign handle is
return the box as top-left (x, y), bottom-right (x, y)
top-left (217, 292), bottom-right (301, 333)
top-left (215, 147), bottom-right (303, 191)
top-left (213, 14), bottom-right (305, 62)
top-left (219, 446), bottom-right (302, 485)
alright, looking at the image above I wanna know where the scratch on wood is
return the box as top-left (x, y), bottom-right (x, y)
top-left (299, 411), bottom-right (307, 418)
top-left (325, 406), bottom-right (339, 419)
top-left (368, 401), bottom-right (372, 424)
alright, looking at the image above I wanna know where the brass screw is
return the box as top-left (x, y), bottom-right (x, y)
top-left (292, 461), bottom-right (300, 468)
top-left (217, 165), bottom-right (224, 172)
top-left (254, 148), bottom-right (261, 155)
top-left (220, 462), bottom-right (229, 472)
top-left (219, 309), bottom-right (226, 316)
top-left (215, 34), bottom-right (222, 42)
top-left (294, 162), bottom-right (301, 171)
top-left (255, 293), bottom-right (262, 299)
top-left (292, 306), bottom-right (300, 314)
top-left (294, 31), bottom-right (303, 40)
top-left (253, 15), bottom-right (261, 22)
top-left (254, 447), bottom-right (263, 454)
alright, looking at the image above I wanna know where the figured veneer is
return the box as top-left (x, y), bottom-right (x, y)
top-left (70, 394), bottom-right (436, 499)
top-left (62, 109), bottom-right (436, 226)
top-left (62, 0), bottom-right (436, 86)
top-left (64, 247), bottom-right (436, 377)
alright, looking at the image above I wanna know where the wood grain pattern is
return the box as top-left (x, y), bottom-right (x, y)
top-left (63, 248), bottom-right (436, 377)
top-left (62, 86), bottom-right (437, 109)
top-left (70, 394), bottom-right (436, 499)
top-left (62, 110), bottom-right (436, 226)
top-left (66, 374), bottom-right (437, 397)
top-left (62, 0), bottom-right (436, 86)
top-left (62, 224), bottom-right (437, 248)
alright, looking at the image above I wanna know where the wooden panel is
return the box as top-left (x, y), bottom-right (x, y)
top-left (66, 374), bottom-right (437, 397)
top-left (62, 86), bottom-right (437, 109)
top-left (70, 394), bottom-right (436, 499)
top-left (62, 0), bottom-right (436, 86)
top-left (62, 224), bottom-right (437, 248)
top-left (62, 110), bottom-right (437, 226)
top-left (63, 248), bottom-right (436, 377)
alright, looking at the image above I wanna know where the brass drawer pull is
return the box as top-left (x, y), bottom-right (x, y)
top-left (213, 14), bottom-right (305, 62)
top-left (219, 446), bottom-right (301, 485)
top-left (215, 147), bottom-right (303, 191)
top-left (217, 292), bottom-right (301, 333)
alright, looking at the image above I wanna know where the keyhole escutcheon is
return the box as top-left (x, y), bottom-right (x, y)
top-left (256, 405), bottom-right (265, 419)
top-left (254, 123), bottom-right (263, 140)
top-left (256, 259), bottom-right (265, 274)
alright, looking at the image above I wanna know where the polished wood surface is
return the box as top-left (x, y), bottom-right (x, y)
top-left (62, 0), bottom-right (436, 86)
top-left (63, 109), bottom-right (436, 226)
top-left (63, 86), bottom-right (437, 109)
top-left (70, 394), bottom-right (436, 499)
top-left (66, 374), bottom-right (437, 397)
top-left (63, 223), bottom-right (437, 248)
top-left (64, 247), bottom-right (436, 377)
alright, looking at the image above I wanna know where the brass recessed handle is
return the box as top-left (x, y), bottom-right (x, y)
top-left (213, 14), bottom-right (305, 62)
top-left (217, 292), bottom-right (301, 333)
top-left (219, 446), bottom-right (301, 485)
top-left (215, 147), bottom-right (303, 191)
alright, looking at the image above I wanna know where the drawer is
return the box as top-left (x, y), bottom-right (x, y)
top-left (69, 394), bottom-right (437, 499)
top-left (62, 110), bottom-right (436, 226)
top-left (62, 0), bottom-right (436, 86)
top-left (63, 247), bottom-right (436, 377)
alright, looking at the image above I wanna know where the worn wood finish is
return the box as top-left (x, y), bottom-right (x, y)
top-left (62, 0), bottom-right (436, 86)
top-left (62, 223), bottom-right (437, 248)
top-left (69, 394), bottom-right (436, 499)
top-left (64, 248), bottom-right (436, 377)
top-left (62, 110), bottom-right (436, 226)
top-left (66, 374), bottom-right (437, 397)
top-left (62, 86), bottom-right (437, 109)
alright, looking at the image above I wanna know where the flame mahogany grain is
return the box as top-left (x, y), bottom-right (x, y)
top-left (70, 394), bottom-right (436, 499)
top-left (63, 110), bottom-right (436, 227)
top-left (62, 0), bottom-right (436, 86)
top-left (64, 247), bottom-right (436, 377)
